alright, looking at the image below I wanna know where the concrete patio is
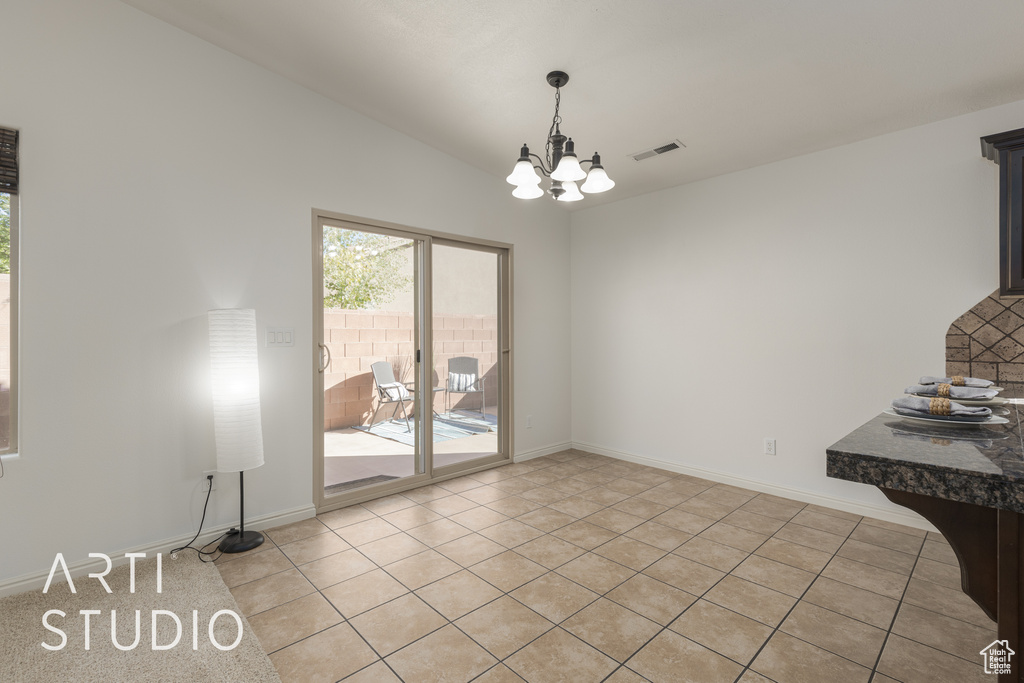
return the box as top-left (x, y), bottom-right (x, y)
top-left (324, 411), bottom-right (499, 491)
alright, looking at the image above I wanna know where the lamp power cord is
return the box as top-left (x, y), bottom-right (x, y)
top-left (171, 475), bottom-right (227, 563)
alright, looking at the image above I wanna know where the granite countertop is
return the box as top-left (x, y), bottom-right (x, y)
top-left (826, 403), bottom-right (1024, 512)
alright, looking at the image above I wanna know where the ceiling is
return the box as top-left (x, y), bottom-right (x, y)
top-left (120, 0), bottom-right (1024, 210)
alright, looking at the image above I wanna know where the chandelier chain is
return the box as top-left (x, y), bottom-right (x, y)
top-left (545, 87), bottom-right (561, 172)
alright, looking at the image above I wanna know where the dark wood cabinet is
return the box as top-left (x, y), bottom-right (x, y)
top-left (982, 128), bottom-right (1024, 296)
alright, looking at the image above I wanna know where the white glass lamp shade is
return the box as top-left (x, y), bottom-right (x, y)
top-left (512, 182), bottom-right (544, 199)
top-left (506, 159), bottom-right (541, 187)
top-left (556, 180), bottom-right (584, 202)
top-left (551, 153), bottom-right (586, 182)
top-left (209, 309), bottom-right (265, 473)
top-left (551, 138), bottom-right (587, 182)
top-left (581, 165), bottom-right (615, 194)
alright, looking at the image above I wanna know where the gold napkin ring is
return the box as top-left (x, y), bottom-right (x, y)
top-left (929, 397), bottom-right (951, 416)
top-left (951, 376), bottom-right (965, 386)
top-left (937, 383), bottom-right (951, 397)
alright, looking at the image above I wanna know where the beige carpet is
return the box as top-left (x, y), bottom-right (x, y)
top-left (0, 551), bottom-right (280, 682)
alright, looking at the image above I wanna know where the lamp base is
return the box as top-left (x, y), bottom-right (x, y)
top-left (219, 529), bottom-right (264, 554)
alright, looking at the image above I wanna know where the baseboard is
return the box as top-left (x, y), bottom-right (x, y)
top-left (0, 504), bottom-right (316, 598)
top-left (514, 441), bottom-right (573, 463)
top-left (572, 440), bottom-right (938, 533)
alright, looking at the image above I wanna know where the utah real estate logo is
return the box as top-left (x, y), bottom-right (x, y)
top-left (981, 639), bottom-right (1015, 676)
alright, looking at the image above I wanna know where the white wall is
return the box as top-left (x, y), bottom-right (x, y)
top-left (571, 99), bottom-right (1024, 518)
top-left (0, 0), bottom-right (571, 584)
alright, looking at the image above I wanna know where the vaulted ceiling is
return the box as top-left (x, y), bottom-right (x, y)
top-left (121, 0), bottom-right (1024, 208)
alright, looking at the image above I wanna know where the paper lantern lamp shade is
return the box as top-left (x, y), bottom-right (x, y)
top-left (208, 309), bottom-right (264, 473)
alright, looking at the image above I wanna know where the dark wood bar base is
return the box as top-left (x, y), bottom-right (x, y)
top-left (879, 488), bottom-right (998, 620)
top-left (880, 487), bottom-right (1019, 681)
top-left (1001, 511), bottom-right (1024, 683)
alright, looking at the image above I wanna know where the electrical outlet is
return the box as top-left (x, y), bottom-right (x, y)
top-left (526, 415), bottom-right (533, 429)
top-left (764, 438), bottom-right (776, 456)
top-left (203, 470), bottom-right (218, 491)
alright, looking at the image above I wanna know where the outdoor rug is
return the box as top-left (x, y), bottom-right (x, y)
top-left (434, 410), bottom-right (497, 433)
top-left (353, 418), bottom-right (478, 446)
top-left (436, 409), bottom-right (495, 430)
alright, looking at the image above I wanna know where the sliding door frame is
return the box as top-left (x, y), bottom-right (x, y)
top-left (312, 209), bottom-right (513, 514)
top-left (429, 236), bottom-right (513, 480)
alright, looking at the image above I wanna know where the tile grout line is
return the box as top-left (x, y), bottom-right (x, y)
top-left (256, 518), bottom-right (445, 682)
top-left (261, 521), bottom-right (380, 668)
top-left (459, 463), bottom-right (949, 677)
top-left (363, 458), bottom-right (686, 678)
top-left (609, 517), bottom-right (793, 679)
top-left (731, 505), bottom-right (861, 682)
top-left (759, 525), bottom-right (987, 678)
top-left (367, 456), bottom-right (640, 678)
top-left (263, 491), bottom-right (722, 670)
top-left (873, 554), bottom-right (1000, 669)
top-left (331, 458), bottom-right (623, 677)
top-left (598, 498), bottom-right (816, 682)
top-left (864, 530), bottom-right (926, 682)
top-left (485, 477), bottom-right (782, 674)
top-left (269, 473), bottom-right (772, 678)
top-left (471, 505), bottom-right (966, 675)
top-left (226, 453), bottom-right (966, 682)
top-left (232, 461), bottom-right (558, 679)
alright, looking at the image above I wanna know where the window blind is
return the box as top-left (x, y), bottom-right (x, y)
top-left (0, 128), bottom-right (18, 194)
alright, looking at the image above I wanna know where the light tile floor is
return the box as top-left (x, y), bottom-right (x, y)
top-left (216, 450), bottom-right (996, 683)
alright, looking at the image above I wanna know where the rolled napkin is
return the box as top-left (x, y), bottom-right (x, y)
top-left (891, 395), bottom-right (992, 419)
top-left (919, 375), bottom-right (994, 388)
top-left (905, 384), bottom-right (998, 400)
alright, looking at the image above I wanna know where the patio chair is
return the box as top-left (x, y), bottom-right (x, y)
top-left (369, 361), bottom-right (413, 432)
top-left (446, 356), bottom-right (486, 419)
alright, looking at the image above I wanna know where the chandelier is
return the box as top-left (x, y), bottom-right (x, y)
top-left (506, 71), bottom-right (615, 202)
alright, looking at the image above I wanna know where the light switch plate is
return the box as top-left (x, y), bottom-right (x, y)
top-left (266, 326), bottom-right (295, 347)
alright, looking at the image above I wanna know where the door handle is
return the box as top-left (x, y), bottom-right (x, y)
top-left (318, 343), bottom-right (331, 373)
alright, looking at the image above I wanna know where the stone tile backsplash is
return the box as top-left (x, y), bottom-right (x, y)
top-left (946, 289), bottom-right (1024, 397)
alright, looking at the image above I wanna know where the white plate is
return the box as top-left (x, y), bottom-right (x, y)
top-left (883, 409), bottom-right (1008, 428)
top-left (910, 393), bottom-right (1006, 406)
top-left (889, 425), bottom-right (1009, 442)
top-left (925, 385), bottom-right (1004, 393)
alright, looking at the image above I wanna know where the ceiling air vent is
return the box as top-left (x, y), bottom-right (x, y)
top-left (630, 139), bottom-right (686, 162)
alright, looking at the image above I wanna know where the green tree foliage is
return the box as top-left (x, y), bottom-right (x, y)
top-left (0, 194), bottom-right (9, 275)
top-left (323, 228), bottom-right (410, 309)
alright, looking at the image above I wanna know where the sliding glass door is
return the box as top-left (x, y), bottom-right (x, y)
top-left (430, 241), bottom-right (505, 472)
top-left (314, 214), bottom-right (511, 511)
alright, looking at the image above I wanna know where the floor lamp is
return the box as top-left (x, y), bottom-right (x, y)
top-left (209, 308), bottom-right (265, 554)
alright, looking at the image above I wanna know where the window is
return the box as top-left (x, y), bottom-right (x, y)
top-left (0, 127), bottom-right (19, 454)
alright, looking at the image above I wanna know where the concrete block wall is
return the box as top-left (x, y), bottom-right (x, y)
top-left (323, 308), bottom-right (498, 430)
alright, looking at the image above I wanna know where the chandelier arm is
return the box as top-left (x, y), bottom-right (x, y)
top-left (528, 153), bottom-right (553, 177)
